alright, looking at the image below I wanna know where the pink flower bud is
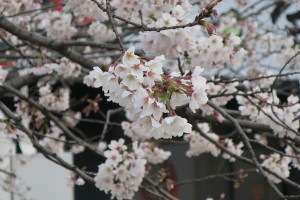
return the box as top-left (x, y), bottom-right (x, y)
top-left (166, 179), bottom-right (175, 191)
top-left (259, 154), bottom-right (266, 159)
top-left (76, 177), bottom-right (85, 186)
top-left (215, 111), bottom-right (225, 122)
top-left (220, 193), bottom-right (225, 199)
top-left (207, 23), bottom-right (217, 35)
top-left (200, 21), bottom-right (217, 36)
top-left (199, 8), bottom-right (208, 14)
top-left (212, 9), bottom-right (219, 18)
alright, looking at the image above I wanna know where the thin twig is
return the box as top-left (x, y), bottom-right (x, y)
top-left (207, 101), bottom-right (284, 199)
top-left (105, 0), bottom-right (125, 52)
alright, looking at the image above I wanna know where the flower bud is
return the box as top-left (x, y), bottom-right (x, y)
top-left (212, 9), bottom-right (219, 18)
top-left (200, 21), bottom-right (217, 35)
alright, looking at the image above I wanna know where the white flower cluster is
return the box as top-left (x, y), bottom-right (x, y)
top-left (276, 47), bottom-right (300, 69)
top-left (285, 146), bottom-right (300, 170)
top-left (87, 21), bottom-right (117, 43)
top-left (70, 144), bottom-right (85, 154)
top-left (139, 1), bottom-right (194, 58)
top-left (17, 102), bottom-right (81, 154)
top-left (94, 139), bottom-right (146, 200)
top-left (254, 134), bottom-right (268, 145)
top-left (39, 125), bottom-right (65, 154)
top-left (39, 85), bottom-right (70, 112)
top-left (34, 11), bottom-right (77, 40)
top-left (0, 120), bottom-right (22, 139)
top-left (84, 46), bottom-right (209, 139)
top-left (23, 57), bottom-right (81, 77)
top-left (221, 138), bottom-right (244, 162)
top-left (67, 172), bottom-right (85, 187)
top-left (218, 15), bottom-right (257, 40)
top-left (111, 0), bottom-right (143, 23)
top-left (219, 15), bottom-right (299, 71)
top-left (37, 117), bottom-right (81, 155)
top-left (111, 0), bottom-right (191, 24)
top-left (0, 0), bottom-right (41, 16)
top-left (45, 12), bottom-right (77, 40)
top-left (257, 33), bottom-right (294, 54)
top-left (0, 66), bottom-right (8, 85)
top-left (252, 33), bottom-right (300, 68)
top-left (142, 0), bottom-right (191, 23)
top-left (201, 81), bottom-right (238, 116)
top-left (63, 111), bottom-right (81, 128)
top-left (97, 141), bottom-right (108, 153)
top-left (54, 57), bottom-right (82, 77)
top-left (261, 153), bottom-right (291, 184)
top-left (188, 34), bottom-right (245, 69)
top-left (237, 92), bottom-right (300, 138)
top-left (139, 25), bottom-right (195, 58)
top-left (121, 121), bottom-right (152, 141)
top-left (184, 123), bottom-right (244, 162)
top-left (65, 0), bottom-right (107, 21)
top-left (136, 0), bottom-right (245, 69)
top-left (184, 127), bottom-right (220, 158)
top-left (0, 0), bottom-right (21, 15)
top-left (1, 175), bottom-right (29, 199)
top-left (10, 87), bottom-right (37, 154)
top-left (243, 66), bottom-right (274, 89)
top-left (1, 88), bottom-right (31, 141)
top-left (140, 142), bottom-right (171, 164)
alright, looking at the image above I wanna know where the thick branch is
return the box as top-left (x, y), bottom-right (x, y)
top-left (0, 83), bottom-right (102, 155)
top-left (0, 16), bottom-right (97, 70)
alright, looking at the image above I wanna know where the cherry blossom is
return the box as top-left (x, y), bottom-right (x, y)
top-left (0, 0), bottom-right (299, 199)
top-left (88, 21), bottom-right (117, 43)
top-left (261, 153), bottom-right (291, 184)
top-left (66, 0), bottom-right (107, 20)
top-left (94, 139), bottom-right (147, 200)
top-left (85, 46), bottom-right (209, 139)
top-left (140, 142), bottom-right (171, 164)
top-left (39, 86), bottom-right (70, 112)
top-left (184, 123), bottom-right (244, 162)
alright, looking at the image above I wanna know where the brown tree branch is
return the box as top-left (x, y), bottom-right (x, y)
top-left (0, 101), bottom-right (94, 183)
top-left (207, 101), bottom-right (284, 199)
top-left (0, 16), bottom-right (97, 70)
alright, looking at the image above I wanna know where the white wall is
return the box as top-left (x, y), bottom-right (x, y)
top-left (0, 136), bottom-right (14, 200)
top-left (11, 153), bottom-right (74, 200)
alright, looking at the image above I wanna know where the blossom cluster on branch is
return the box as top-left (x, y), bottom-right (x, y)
top-left (0, 0), bottom-right (299, 199)
top-left (84, 47), bottom-right (209, 139)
